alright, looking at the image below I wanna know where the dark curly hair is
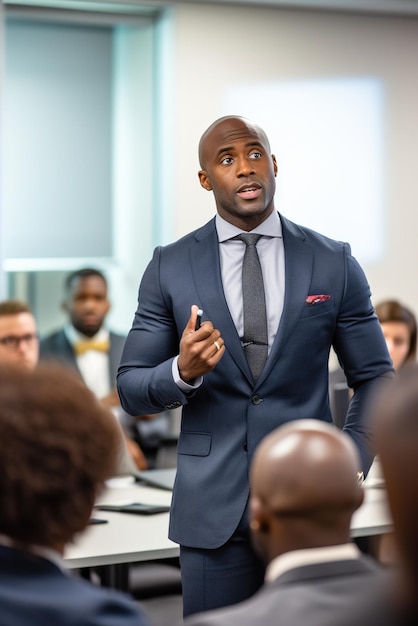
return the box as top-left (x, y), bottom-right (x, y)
top-left (0, 363), bottom-right (119, 548)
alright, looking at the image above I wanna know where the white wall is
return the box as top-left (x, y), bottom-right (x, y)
top-left (2, 2), bottom-right (418, 334)
top-left (162, 3), bottom-right (418, 318)
top-left (0, 2), bottom-right (5, 300)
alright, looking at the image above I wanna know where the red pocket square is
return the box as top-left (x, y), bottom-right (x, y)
top-left (305, 294), bottom-right (331, 305)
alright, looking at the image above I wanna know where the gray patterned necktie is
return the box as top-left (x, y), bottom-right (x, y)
top-left (235, 233), bottom-right (268, 381)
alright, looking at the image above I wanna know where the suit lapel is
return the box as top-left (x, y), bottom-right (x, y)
top-left (189, 216), bottom-right (315, 386)
top-left (56, 331), bottom-right (80, 370)
top-left (257, 216), bottom-right (313, 386)
top-left (190, 220), bottom-right (253, 383)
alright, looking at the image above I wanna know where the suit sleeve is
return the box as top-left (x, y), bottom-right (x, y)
top-left (333, 244), bottom-right (394, 474)
top-left (117, 247), bottom-right (191, 416)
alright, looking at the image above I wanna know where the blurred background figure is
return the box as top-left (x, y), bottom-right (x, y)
top-left (374, 300), bottom-right (417, 371)
top-left (330, 299), bottom-right (417, 562)
top-left (329, 298), bottom-right (417, 429)
top-left (0, 298), bottom-right (135, 477)
top-left (0, 363), bottom-right (152, 626)
top-left (39, 267), bottom-right (152, 470)
top-left (365, 299), bottom-right (417, 486)
top-left (0, 299), bottom-right (39, 369)
top-left (185, 419), bottom-right (384, 626)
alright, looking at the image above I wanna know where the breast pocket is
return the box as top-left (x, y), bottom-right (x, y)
top-left (177, 432), bottom-right (212, 457)
top-left (299, 298), bottom-right (335, 320)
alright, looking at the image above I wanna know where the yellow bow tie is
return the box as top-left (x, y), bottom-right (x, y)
top-left (74, 339), bottom-right (110, 356)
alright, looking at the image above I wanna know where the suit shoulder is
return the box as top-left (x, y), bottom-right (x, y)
top-left (39, 329), bottom-right (67, 350)
top-left (40, 328), bottom-right (64, 341)
top-left (156, 219), bottom-right (216, 255)
top-left (281, 214), bottom-right (349, 254)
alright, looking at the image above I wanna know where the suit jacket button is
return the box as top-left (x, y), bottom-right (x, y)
top-left (251, 395), bottom-right (263, 405)
top-left (165, 401), bottom-right (182, 410)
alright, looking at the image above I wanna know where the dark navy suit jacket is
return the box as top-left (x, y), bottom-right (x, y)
top-left (117, 214), bottom-right (393, 549)
top-left (39, 328), bottom-right (125, 384)
top-left (0, 545), bottom-right (150, 626)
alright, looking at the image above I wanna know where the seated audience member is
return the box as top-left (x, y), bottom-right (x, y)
top-left (366, 299), bottom-right (416, 482)
top-left (360, 300), bottom-right (417, 561)
top-left (39, 267), bottom-right (149, 469)
top-left (329, 298), bottom-right (416, 429)
top-left (0, 298), bottom-right (135, 476)
top-left (0, 363), bottom-right (152, 626)
top-left (0, 299), bottom-right (39, 369)
top-left (185, 419), bottom-right (384, 626)
top-left (375, 299), bottom-right (417, 371)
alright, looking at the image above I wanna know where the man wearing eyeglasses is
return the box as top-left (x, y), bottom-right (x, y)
top-left (0, 300), bottom-right (39, 369)
top-left (0, 298), bottom-right (137, 477)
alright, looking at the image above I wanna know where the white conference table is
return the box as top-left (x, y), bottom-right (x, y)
top-left (351, 482), bottom-right (393, 537)
top-left (64, 475), bottom-right (392, 587)
top-left (65, 476), bottom-right (178, 570)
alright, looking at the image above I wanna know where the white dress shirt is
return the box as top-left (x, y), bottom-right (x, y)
top-left (64, 325), bottom-right (111, 399)
top-left (173, 211), bottom-right (284, 390)
top-left (216, 210), bottom-right (284, 353)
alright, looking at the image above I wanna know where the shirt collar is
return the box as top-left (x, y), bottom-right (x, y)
top-left (65, 324), bottom-right (109, 347)
top-left (215, 210), bottom-right (282, 243)
top-left (265, 543), bottom-right (362, 583)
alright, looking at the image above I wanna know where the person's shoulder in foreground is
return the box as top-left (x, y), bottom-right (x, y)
top-left (184, 419), bottom-right (385, 626)
top-left (0, 543), bottom-right (151, 626)
top-left (340, 363), bottom-right (418, 626)
top-left (0, 362), bottom-right (152, 626)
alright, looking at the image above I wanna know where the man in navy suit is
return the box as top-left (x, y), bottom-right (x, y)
top-left (184, 420), bottom-right (385, 626)
top-left (0, 363), bottom-right (151, 626)
top-left (117, 115), bottom-right (393, 616)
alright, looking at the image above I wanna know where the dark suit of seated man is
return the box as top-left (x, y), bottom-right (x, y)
top-left (185, 419), bottom-right (385, 626)
top-left (0, 363), bottom-right (152, 626)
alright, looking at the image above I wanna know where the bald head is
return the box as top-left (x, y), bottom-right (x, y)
top-left (197, 116), bottom-right (277, 231)
top-left (249, 420), bottom-right (363, 563)
top-left (198, 116), bottom-right (272, 169)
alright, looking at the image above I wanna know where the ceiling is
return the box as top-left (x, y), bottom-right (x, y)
top-left (3, 0), bottom-right (418, 16)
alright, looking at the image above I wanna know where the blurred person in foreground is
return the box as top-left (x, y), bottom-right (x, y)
top-left (0, 299), bottom-right (39, 369)
top-left (185, 419), bottom-right (384, 626)
top-left (0, 363), bottom-right (152, 626)
top-left (338, 363), bottom-right (418, 625)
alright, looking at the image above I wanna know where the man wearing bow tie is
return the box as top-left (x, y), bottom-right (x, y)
top-left (40, 267), bottom-right (148, 470)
